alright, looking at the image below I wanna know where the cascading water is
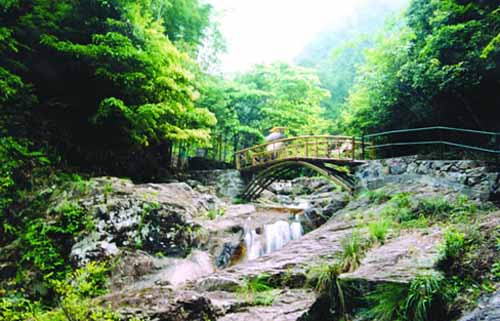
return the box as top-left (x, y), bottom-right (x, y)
top-left (243, 217), bottom-right (303, 261)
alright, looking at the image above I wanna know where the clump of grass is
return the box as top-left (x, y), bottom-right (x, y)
top-left (205, 208), bottom-right (225, 220)
top-left (437, 228), bottom-right (466, 273)
top-left (340, 231), bottom-right (369, 272)
top-left (361, 189), bottom-right (391, 204)
top-left (237, 273), bottom-right (277, 306)
top-left (365, 273), bottom-right (448, 321)
top-left (416, 197), bottom-right (454, 220)
top-left (307, 262), bottom-right (343, 293)
top-left (364, 282), bottom-right (408, 321)
top-left (306, 262), bottom-right (346, 317)
top-left (390, 192), bottom-right (413, 209)
top-left (368, 219), bottom-right (391, 244)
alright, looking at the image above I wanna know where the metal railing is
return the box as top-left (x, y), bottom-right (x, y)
top-left (235, 135), bottom-right (365, 170)
top-left (362, 126), bottom-right (500, 160)
top-left (234, 127), bottom-right (500, 170)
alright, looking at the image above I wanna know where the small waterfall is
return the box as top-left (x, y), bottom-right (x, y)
top-left (290, 219), bottom-right (303, 240)
top-left (244, 230), bottom-right (263, 260)
top-left (243, 218), bottom-right (303, 261)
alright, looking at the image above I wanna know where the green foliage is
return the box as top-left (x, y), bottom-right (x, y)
top-left (340, 231), bottom-right (369, 272)
top-left (382, 194), bottom-right (480, 228)
top-left (365, 273), bottom-right (448, 321)
top-left (237, 274), bottom-right (277, 306)
top-left (368, 219), bottom-right (391, 244)
top-left (361, 189), bottom-right (391, 204)
top-left (390, 192), bottom-right (413, 209)
top-left (306, 262), bottom-right (346, 317)
top-left (341, 0), bottom-right (500, 134)
top-left (492, 261), bottom-right (500, 280)
top-left (441, 229), bottom-right (466, 260)
top-left (0, 0), bottom-right (219, 179)
top-left (364, 282), bottom-right (408, 321)
top-left (205, 208), bottom-right (225, 220)
top-left (235, 63), bottom-right (330, 136)
top-left (297, 0), bottom-right (408, 132)
top-left (307, 262), bottom-right (343, 293)
top-left (0, 262), bottom-right (123, 321)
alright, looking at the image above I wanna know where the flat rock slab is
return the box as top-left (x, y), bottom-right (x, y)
top-left (339, 229), bottom-right (443, 285)
top-left (218, 289), bottom-right (316, 321)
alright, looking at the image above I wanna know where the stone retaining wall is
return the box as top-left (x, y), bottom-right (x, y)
top-left (356, 156), bottom-right (500, 201)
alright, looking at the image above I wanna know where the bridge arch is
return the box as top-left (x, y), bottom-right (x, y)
top-left (240, 160), bottom-right (356, 200)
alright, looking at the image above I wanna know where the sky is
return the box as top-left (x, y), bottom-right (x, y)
top-left (207, 0), bottom-right (373, 73)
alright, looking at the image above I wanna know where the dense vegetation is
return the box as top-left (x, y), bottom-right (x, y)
top-left (338, 0), bottom-right (499, 134)
top-left (1, 0), bottom-right (499, 319)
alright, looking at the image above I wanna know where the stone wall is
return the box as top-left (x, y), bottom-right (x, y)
top-left (356, 156), bottom-right (500, 201)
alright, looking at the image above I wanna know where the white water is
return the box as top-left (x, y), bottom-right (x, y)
top-left (244, 218), bottom-right (303, 261)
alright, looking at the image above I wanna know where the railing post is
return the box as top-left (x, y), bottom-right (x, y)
top-left (236, 153), bottom-right (240, 170)
top-left (316, 137), bottom-right (319, 157)
top-left (361, 134), bottom-right (366, 160)
top-left (352, 136), bottom-right (356, 160)
top-left (494, 134), bottom-right (499, 165)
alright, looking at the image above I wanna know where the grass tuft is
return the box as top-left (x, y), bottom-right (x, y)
top-left (365, 273), bottom-right (448, 321)
top-left (237, 273), bottom-right (277, 306)
top-left (368, 219), bottom-right (391, 244)
top-left (340, 231), bottom-right (369, 273)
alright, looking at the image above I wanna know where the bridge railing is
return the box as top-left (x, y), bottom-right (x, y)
top-left (235, 135), bottom-right (365, 170)
top-left (362, 126), bottom-right (500, 161)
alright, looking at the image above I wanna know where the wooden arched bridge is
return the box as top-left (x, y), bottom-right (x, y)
top-left (235, 135), bottom-right (367, 200)
top-left (234, 127), bottom-right (500, 200)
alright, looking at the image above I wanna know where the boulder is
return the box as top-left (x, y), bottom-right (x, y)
top-left (69, 177), bottom-right (221, 266)
top-left (458, 290), bottom-right (500, 321)
top-left (339, 229), bottom-right (443, 285)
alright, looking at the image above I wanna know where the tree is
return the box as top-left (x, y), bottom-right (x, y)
top-left (236, 63), bottom-right (330, 137)
top-left (0, 0), bottom-right (217, 179)
top-left (341, 0), bottom-right (500, 134)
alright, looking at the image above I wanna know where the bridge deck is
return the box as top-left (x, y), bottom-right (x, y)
top-left (239, 157), bottom-right (365, 172)
top-left (235, 135), bottom-right (366, 171)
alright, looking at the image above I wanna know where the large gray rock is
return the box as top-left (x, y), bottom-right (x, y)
top-left (339, 229), bottom-right (443, 285)
top-left (189, 170), bottom-right (245, 200)
top-left (69, 177), bottom-right (221, 266)
top-left (458, 290), bottom-right (500, 321)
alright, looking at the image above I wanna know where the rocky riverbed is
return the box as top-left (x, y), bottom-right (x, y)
top-left (56, 158), bottom-right (500, 321)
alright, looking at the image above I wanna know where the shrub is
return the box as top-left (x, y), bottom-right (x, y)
top-left (438, 229), bottom-right (466, 267)
top-left (0, 263), bottom-right (126, 321)
top-left (390, 192), bottom-right (413, 209)
top-left (21, 200), bottom-right (93, 279)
